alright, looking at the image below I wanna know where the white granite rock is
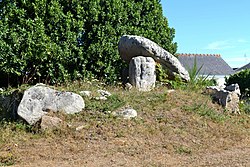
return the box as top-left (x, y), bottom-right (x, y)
top-left (17, 84), bottom-right (85, 125)
top-left (129, 56), bottom-right (156, 91)
top-left (112, 108), bottom-right (137, 119)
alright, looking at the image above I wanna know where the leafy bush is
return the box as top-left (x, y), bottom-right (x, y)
top-left (239, 99), bottom-right (250, 114)
top-left (0, 0), bottom-right (177, 86)
top-left (155, 63), bottom-right (186, 89)
top-left (155, 63), bottom-right (168, 83)
top-left (225, 69), bottom-right (250, 95)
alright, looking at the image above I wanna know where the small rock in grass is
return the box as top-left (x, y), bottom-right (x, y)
top-left (75, 125), bottom-right (86, 131)
top-left (124, 83), bottom-right (133, 90)
top-left (97, 90), bottom-right (112, 97)
top-left (167, 89), bottom-right (175, 94)
top-left (112, 108), bottom-right (137, 119)
top-left (95, 96), bottom-right (108, 101)
top-left (80, 91), bottom-right (92, 97)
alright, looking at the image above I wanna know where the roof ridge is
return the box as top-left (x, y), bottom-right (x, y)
top-left (177, 53), bottom-right (221, 57)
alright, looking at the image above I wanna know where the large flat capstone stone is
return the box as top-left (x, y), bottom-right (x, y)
top-left (118, 35), bottom-right (190, 81)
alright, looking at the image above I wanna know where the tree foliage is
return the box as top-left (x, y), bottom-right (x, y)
top-left (226, 69), bottom-right (250, 95)
top-left (0, 0), bottom-right (177, 86)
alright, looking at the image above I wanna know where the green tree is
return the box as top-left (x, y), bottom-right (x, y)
top-left (0, 0), bottom-right (177, 86)
top-left (226, 69), bottom-right (250, 95)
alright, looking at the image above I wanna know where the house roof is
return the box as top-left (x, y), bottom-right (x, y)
top-left (177, 53), bottom-right (235, 75)
top-left (236, 63), bottom-right (250, 72)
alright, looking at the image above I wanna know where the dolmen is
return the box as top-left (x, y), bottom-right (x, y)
top-left (118, 35), bottom-right (190, 91)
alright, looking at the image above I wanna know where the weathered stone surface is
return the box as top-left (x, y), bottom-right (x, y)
top-left (124, 82), bottom-right (133, 90)
top-left (129, 56), bottom-right (156, 91)
top-left (17, 84), bottom-right (85, 125)
top-left (40, 115), bottom-right (63, 131)
top-left (167, 89), bottom-right (175, 94)
top-left (79, 91), bottom-right (92, 97)
top-left (118, 35), bottom-right (190, 81)
top-left (112, 108), bottom-right (137, 119)
top-left (94, 89), bottom-right (112, 100)
top-left (97, 90), bottom-right (112, 97)
top-left (75, 125), bottom-right (86, 131)
top-left (206, 84), bottom-right (240, 113)
top-left (79, 89), bottom-right (112, 101)
top-left (225, 84), bottom-right (241, 96)
top-left (95, 96), bottom-right (108, 101)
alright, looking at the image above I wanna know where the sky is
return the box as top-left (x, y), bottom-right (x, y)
top-left (161, 0), bottom-right (250, 68)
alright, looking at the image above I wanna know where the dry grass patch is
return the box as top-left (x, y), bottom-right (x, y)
top-left (0, 81), bottom-right (249, 166)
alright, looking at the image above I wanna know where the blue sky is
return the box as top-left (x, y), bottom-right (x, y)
top-left (161, 0), bottom-right (250, 68)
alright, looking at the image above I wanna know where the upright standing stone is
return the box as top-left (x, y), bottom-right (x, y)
top-left (129, 56), bottom-right (156, 91)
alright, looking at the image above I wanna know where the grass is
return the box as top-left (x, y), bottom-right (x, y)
top-left (0, 151), bottom-right (15, 166)
top-left (175, 145), bottom-right (192, 154)
top-left (0, 81), bottom-right (249, 166)
top-left (239, 99), bottom-right (250, 114)
top-left (182, 102), bottom-right (229, 122)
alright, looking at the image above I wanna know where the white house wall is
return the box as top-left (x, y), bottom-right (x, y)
top-left (199, 75), bottom-right (228, 87)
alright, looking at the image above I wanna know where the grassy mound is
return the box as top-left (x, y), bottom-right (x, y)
top-left (0, 81), bottom-right (249, 166)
